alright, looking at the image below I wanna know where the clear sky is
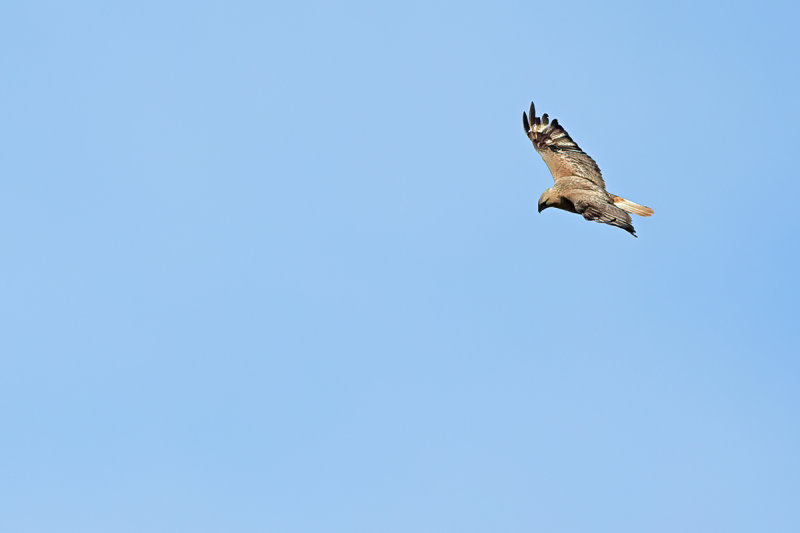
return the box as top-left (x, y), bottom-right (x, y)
top-left (1, 1), bottom-right (798, 532)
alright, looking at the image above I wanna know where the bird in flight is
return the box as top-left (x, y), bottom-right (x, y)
top-left (522, 102), bottom-right (653, 236)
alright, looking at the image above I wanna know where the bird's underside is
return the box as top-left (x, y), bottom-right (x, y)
top-left (522, 102), bottom-right (653, 236)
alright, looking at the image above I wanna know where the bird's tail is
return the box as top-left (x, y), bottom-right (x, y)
top-left (611, 195), bottom-right (653, 217)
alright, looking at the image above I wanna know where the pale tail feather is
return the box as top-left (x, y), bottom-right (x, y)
top-left (611, 195), bottom-right (654, 217)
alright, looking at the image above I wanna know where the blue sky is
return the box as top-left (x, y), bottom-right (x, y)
top-left (1, 1), bottom-right (799, 532)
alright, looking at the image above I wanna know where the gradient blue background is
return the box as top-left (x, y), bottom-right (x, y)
top-left (1, 1), bottom-right (798, 532)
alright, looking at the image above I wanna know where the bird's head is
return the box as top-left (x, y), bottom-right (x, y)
top-left (538, 189), bottom-right (556, 213)
top-left (537, 199), bottom-right (550, 213)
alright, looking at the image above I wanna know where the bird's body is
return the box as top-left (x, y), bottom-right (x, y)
top-left (523, 102), bottom-right (652, 236)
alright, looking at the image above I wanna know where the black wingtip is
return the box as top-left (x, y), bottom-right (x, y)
top-left (522, 111), bottom-right (530, 134)
top-left (529, 102), bottom-right (535, 121)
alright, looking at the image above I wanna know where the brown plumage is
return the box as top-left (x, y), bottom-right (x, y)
top-left (522, 102), bottom-right (653, 236)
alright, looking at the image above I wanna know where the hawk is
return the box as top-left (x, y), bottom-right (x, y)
top-left (523, 102), bottom-right (653, 236)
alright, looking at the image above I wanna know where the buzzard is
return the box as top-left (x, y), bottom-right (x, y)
top-left (523, 102), bottom-right (653, 236)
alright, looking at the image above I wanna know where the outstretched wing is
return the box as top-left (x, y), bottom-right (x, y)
top-left (571, 192), bottom-right (636, 236)
top-left (523, 102), bottom-right (605, 190)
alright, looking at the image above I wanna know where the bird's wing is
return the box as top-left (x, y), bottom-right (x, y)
top-left (569, 191), bottom-right (636, 236)
top-left (523, 102), bottom-right (606, 190)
